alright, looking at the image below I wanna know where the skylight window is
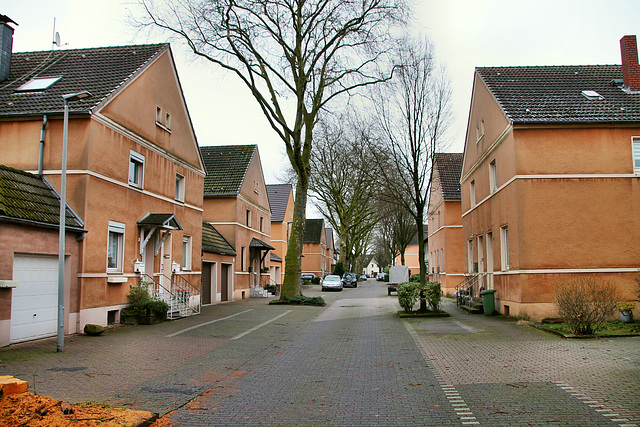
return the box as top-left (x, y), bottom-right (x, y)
top-left (16, 76), bottom-right (62, 92)
top-left (581, 90), bottom-right (603, 100)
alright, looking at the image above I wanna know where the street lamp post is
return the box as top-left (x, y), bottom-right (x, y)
top-left (57, 91), bottom-right (92, 353)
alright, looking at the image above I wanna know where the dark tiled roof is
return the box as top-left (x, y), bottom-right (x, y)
top-left (433, 153), bottom-right (463, 199)
top-left (201, 145), bottom-right (256, 196)
top-left (202, 222), bottom-right (236, 255)
top-left (266, 184), bottom-right (292, 222)
top-left (0, 44), bottom-right (168, 117)
top-left (250, 237), bottom-right (275, 250)
top-left (303, 218), bottom-right (324, 244)
top-left (270, 252), bottom-right (282, 262)
top-left (0, 164), bottom-right (83, 229)
top-left (477, 65), bottom-right (640, 124)
top-left (137, 213), bottom-right (182, 230)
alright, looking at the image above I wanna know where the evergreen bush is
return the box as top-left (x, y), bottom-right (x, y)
top-left (397, 282), bottom-right (418, 313)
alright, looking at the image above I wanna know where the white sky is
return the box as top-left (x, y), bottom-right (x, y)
top-left (3, 0), bottom-right (640, 182)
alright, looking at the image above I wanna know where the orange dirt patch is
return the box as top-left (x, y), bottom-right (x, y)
top-left (0, 392), bottom-right (155, 426)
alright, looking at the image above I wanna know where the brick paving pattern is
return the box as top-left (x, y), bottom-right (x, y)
top-left (0, 281), bottom-right (638, 426)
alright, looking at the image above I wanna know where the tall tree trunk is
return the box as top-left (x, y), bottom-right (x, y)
top-left (417, 210), bottom-right (428, 312)
top-left (281, 173), bottom-right (309, 298)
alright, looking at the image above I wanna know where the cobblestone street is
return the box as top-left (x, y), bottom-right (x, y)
top-left (1, 279), bottom-right (639, 426)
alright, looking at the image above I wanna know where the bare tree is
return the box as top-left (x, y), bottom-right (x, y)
top-left (309, 117), bottom-right (378, 272)
top-left (372, 36), bottom-right (452, 309)
top-left (136, 0), bottom-right (405, 298)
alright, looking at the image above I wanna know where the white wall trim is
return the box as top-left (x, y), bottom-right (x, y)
top-left (493, 267), bottom-right (640, 275)
top-left (38, 169), bottom-right (204, 213)
top-left (462, 173), bottom-right (638, 218)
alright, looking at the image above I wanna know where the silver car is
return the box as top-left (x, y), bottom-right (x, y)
top-left (321, 275), bottom-right (343, 291)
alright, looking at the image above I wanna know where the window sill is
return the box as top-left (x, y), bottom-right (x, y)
top-left (155, 122), bottom-right (172, 133)
top-left (107, 276), bottom-right (127, 284)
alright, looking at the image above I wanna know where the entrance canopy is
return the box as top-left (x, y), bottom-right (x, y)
top-left (137, 213), bottom-right (183, 256)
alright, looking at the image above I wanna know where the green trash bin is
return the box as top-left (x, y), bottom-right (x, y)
top-left (480, 289), bottom-right (497, 315)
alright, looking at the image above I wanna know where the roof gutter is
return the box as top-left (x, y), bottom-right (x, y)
top-left (38, 115), bottom-right (47, 176)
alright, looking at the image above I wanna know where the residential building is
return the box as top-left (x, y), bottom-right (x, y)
top-left (0, 18), bottom-right (205, 343)
top-left (266, 184), bottom-right (294, 286)
top-left (428, 153), bottom-right (464, 296)
top-left (460, 35), bottom-right (640, 321)
top-left (201, 222), bottom-right (236, 304)
top-left (394, 228), bottom-right (428, 277)
top-left (301, 219), bottom-right (333, 278)
top-left (201, 145), bottom-right (273, 299)
top-left (362, 255), bottom-right (380, 277)
top-left (325, 227), bottom-right (336, 274)
top-left (0, 166), bottom-right (85, 346)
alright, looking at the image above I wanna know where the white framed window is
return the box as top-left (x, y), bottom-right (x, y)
top-left (489, 159), bottom-right (497, 193)
top-left (107, 221), bottom-right (125, 273)
top-left (165, 112), bottom-right (171, 130)
top-left (128, 151), bottom-right (145, 188)
top-left (500, 225), bottom-right (509, 271)
top-left (17, 76), bottom-right (62, 91)
top-left (182, 235), bottom-right (192, 271)
top-left (260, 217), bottom-right (264, 232)
top-left (633, 139), bottom-right (640, 173)
top-left (175, 174), bottom-right (185, 202)
top-left (470, 180), bottom-right (476, 207)
top-left (467, 239), bottom-right (474, 273)
top-left (156, 106), bottom-right (162, 124)
top-left (241, 246), bottom-right (246, 271)
top-left (246, 209), bottom-right (251, 227)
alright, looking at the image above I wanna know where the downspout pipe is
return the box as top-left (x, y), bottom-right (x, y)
top-left (38, 114), bottom-right (47, 176)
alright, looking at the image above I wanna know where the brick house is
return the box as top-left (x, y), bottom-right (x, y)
top-left (201, 145), bottom-right (273, 300)
top-left (0, 166), bottom-right (85, 346)
top-left (266, 183), bottom-right (294, 286)
top-left (427, 153), bottom-right (464, 296)
top-left (301, 219), bottom-right (334, 278)
top-left (0, 18), bottom-right (205, 342)
top-left (460, 35), bottom-right (640, 321)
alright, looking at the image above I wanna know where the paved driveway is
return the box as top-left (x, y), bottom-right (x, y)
top-left (1, 280), bottom-right (638, 426)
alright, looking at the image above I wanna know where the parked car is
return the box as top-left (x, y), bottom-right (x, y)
top-left (359, 274), bottom-right (367, 280)
top-left (387, 282), bottom-right (398, 295)
top-left (321, 275), bottom-right (343, 291)
top-left (301, 273), bottom-right (317, 282)
top-left (376, 272), bottom-right (387, 281)
top-left (341, 273), bottom-right (358, 288)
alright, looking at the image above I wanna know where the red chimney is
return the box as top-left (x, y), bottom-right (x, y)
top-left (620, 35), bottom-right (640, 92)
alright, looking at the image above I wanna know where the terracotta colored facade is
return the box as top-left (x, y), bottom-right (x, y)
top-left (203, 147), bottom-right (272, 300)
top-left (266, 184), bottom-right (294, 285)
top-left (0, 43), bottom-right (205, 337)
top-left (427, 154), bottom-right (465, 296)
top-left (301, 219), bottom-right (334, 278)
top-left (460, 38), bottom-right (640, 321)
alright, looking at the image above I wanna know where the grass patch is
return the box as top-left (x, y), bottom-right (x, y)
top-left (269, 296), bottom-right (325, 306)
top-left (532, 319), bottom-right (640, 338)
top-left (397, 310), bottom-right (450, 318)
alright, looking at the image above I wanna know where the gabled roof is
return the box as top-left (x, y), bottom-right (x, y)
top-left (0, 164), bottom-right (83, 230)
top-left (476, 65), bottom-right (640, 124)
top-left (433, 153), bottom-right (463, 199)
top-left (250, 237), bottom-right (275, 250)
top-left (325, 228), bottom-right (334, 251)
top-left (303, 218), bottom-right (324, 244)
top-left (201, 145), bottom-right (257, 196)
top-left (266, 184), bottom-right (292, 222)
top-left (202, 222), bottom-right (236, 255)
top-left (0, 44), bottom-right (168, 117)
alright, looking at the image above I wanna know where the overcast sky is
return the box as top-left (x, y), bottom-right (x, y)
top-left (4, 1), bottom-right (640, 184)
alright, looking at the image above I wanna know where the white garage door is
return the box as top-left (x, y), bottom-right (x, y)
top-left (11, 255), bottom-right (59, 344)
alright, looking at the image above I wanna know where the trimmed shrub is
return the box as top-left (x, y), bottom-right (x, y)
top-left (397, 282), bottom-right (418, 313)
top-left (554, 278), bottom-right (619, 335)
top-left (410, 274), bottom-right (420, 283)
top-left (311, 276), bottom-right (321, 285)
top-left (425, 282), bottom-right (442, 311)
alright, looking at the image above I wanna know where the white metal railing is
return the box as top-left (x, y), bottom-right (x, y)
top-left (141, 273), bottom-right (201, 319)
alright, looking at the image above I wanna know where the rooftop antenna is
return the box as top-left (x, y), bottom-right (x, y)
top-left (51, 18), bottom-right (67, 50)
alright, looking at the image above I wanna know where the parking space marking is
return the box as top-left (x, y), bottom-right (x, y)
top-left (166, 309), bottom-right (254, 337)
top-left (231, 310), bottom-right (292, 340)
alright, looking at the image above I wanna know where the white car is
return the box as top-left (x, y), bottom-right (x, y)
top-left (321, 275), bottom-right (343, 291)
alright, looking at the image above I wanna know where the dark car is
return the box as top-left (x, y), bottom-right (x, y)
top-left (341, 273), bottom-right (358, 288)
top-left (301, 273), bottom-right (318, 283)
